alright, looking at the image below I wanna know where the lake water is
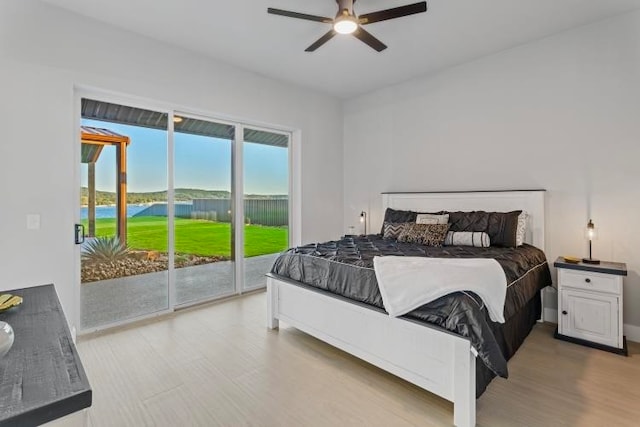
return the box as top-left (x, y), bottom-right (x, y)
top-left (81, 205), bottom-right (148, 219)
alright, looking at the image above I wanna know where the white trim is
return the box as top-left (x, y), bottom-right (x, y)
top-left (167, 111), bottom-right (176, 310)
top-left (77, 307), bottom-right (174, 336)
top-left (234, 125), bottom-right (244, 294)
top-left (624, 324), bottom-right (640, 343)
top-left (544, 308), bottom-right (559, 324)
top-left (72, 93), bottom-right (82, 334)
top-left (541, 286), bottom-right (557, 323)
top-left (290, 129), bottom-right (302, 247)
top-left (174, 290), bottom-right (238, 311)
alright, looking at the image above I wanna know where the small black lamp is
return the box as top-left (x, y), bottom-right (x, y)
top-left (360, 211), bottom-right (367, 235)
top-left (582, 219), bottom-right (600, 264)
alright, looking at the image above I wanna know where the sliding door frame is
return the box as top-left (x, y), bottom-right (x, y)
top-left (74, 88), bottom-right (175, 335)
top-left (171, 110), bottom-right (240, 309)
top-left (238, 124), bottom-right (295, 293)
top-left (74, 86), bottom-right (300, 334)
top-left (234, 125), bottom-right (244, 296)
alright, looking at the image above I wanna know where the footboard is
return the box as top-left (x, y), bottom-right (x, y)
top-left (267, 276), bottom-right (476, 427)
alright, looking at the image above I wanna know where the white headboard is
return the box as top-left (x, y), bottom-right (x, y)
top-left (381, 191), bottom-right (546, 251)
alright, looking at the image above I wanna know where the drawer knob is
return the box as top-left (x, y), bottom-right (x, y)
top-left (562, 310), bottom-right (568, 315)
top-left (585, 278), bottom-right (591, 283)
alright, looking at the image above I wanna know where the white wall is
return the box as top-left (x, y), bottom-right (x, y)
top-left (0, 0), bottom-right (343, 330)
top-left (344, 11), bottom-right (640, 327)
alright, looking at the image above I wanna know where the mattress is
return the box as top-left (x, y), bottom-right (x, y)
top-left (270, 235), bottom-right (552, 389)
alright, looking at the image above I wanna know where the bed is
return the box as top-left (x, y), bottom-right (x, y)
top-left (266, 191), bottom-right (551, 427)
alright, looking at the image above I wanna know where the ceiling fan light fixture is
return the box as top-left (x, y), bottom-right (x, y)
top-left (333, 15), bottom-right (358, 34)
top-left (267, 1), bottom-right (427, 52)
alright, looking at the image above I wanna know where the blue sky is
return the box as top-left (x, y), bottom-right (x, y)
top-left (81, 119), bottom-right (288, 195)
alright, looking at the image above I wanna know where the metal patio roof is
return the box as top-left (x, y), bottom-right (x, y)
top-left (81, 98), bottom-right (288, 148)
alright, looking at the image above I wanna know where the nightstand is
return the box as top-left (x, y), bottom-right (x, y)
top-left (554, 257), bottom-right (628, 355)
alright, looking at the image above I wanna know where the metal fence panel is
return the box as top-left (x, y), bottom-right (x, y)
top-left (133, 199), bottom-right (288, 226)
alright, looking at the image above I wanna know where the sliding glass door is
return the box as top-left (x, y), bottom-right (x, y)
top-left (79, 101), bottom-right (169, 330)
top-left (174, 115), bottom-right (235, 305)
top-left (78, 96), bottom-right (292, 331)
top-left (242, 128), bottom-right (290, 291)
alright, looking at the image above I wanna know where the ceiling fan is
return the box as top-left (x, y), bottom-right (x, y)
top-left (267, 0), bottom-right (428, 52)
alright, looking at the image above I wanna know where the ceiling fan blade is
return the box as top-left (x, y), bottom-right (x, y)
top-left (359, 2), bottom-right (427, 25)
top-left (353, 27), bottom-right (387, 52)
top-left (267, 8), bottom-right (333, 24)
top-left (305, 30), bottom-right (337, 52)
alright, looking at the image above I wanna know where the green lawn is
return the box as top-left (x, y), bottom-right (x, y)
top-left (82, 216), bottom-right (288, 257)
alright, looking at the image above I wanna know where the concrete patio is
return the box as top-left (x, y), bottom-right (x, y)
top-left (80, 253), bottom-right (279, 330)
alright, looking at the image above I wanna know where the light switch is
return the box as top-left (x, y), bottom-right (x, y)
top-left (27, 214), bottom-right (40, 230)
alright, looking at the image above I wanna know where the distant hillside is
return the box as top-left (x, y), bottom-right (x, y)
top-left (81, 188), bottom-right (286, 205)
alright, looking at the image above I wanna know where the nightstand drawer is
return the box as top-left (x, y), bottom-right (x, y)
top-left (559, 269), bottom-right (621, 295)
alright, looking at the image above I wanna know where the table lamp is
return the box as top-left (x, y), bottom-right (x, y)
top-left (582, 219), bottom-right (600, 264)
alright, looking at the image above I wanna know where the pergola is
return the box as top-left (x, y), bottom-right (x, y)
top-left (81, 126), bottom-right (130, 243)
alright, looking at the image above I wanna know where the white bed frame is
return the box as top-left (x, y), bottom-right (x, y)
top-left (267, 190), bottom-right (546, 427)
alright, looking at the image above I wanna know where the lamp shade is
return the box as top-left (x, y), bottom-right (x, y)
top-left (584, 219), bottom-right (598, 240)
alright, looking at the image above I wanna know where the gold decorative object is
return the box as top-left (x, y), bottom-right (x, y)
top-left (0, 294), bottom-right (23, 312)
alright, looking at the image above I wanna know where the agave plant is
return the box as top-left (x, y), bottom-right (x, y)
top-left (81, 236), bottom-right (129, 263)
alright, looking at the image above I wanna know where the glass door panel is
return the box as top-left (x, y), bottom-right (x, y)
top-left (243, 128), bottom-right (290, 291)
top-left (174, 115), bottom-right (235, 305)
top-left (80, 99), bottom-right (169, 330)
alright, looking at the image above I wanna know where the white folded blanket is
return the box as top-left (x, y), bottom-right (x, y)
top-left (373, 256), bottom-right (507, 323)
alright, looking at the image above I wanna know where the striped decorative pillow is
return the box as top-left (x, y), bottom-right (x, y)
top-left (444, 231), bottom-right (491, 248)
top-left (382, 222), bottom-right (409, 239)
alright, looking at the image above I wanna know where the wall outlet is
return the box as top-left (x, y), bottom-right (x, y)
top-left (26, 214), bottom-right (41, 230)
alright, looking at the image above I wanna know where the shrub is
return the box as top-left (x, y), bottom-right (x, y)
top-left (82, 236), bottom-right (129, 263)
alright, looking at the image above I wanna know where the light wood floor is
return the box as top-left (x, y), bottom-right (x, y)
top-left (77, 291), bottom-right (640, 427)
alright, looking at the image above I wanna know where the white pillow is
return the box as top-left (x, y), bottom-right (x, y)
top-left (416, 213), bottom-right (449, 225)
top-left (444, 231), bottom-right (490, 248)
top-left (516, 212), bottom-right (528, 246)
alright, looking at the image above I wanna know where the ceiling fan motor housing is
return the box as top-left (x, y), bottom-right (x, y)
top-left (336, 0), bottom-right (355, 17)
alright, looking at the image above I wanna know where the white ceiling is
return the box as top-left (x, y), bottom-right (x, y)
top-left (42, 0), bottom-right (640, 98)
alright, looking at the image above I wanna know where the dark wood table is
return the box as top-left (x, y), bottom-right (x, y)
top-left (0, 284), bottom-right (92, 426)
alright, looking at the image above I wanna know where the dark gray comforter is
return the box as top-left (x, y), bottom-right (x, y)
top-left (270, 235), bottom-right (552, 380)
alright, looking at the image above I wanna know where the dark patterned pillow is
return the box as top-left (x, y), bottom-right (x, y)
top-left (382, 208), bottom-right (418, 224)
top-left (380, 208), bottom-right (446, 234)
top-left (382, 222), bottom-right (409, 239)
top-left (447, 210), bottom-right (521, 247)
top-left (397, 223), bottom-right (450, 246)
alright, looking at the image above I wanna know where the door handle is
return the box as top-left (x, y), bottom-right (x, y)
top-left (562, 310), bottom-right (568, 315)
top-left (74, 224), bottom-right (85, 245)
